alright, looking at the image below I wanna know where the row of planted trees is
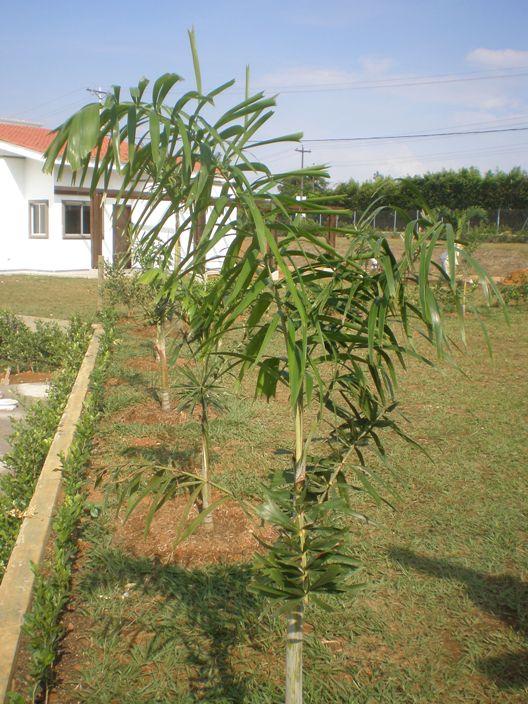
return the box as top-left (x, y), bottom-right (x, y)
top-left (320, 167), bottom-right (528, 212)
top-left (45, 31), bottom-right (502, 704)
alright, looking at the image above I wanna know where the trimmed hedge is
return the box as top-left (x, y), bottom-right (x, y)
top-left (0, 317), bottom-right (92, 578)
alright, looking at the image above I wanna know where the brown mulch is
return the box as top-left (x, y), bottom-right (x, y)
top-left (125, 355), bottom-right (158, 372)
top-left (503, 268), bottom-right (528, 285)
top-left (110, 398), bottom-right (189, 425)
top-left (134, 324), bottom-right (157, 339)
top-left (8, 370), bottom-right (54, 384)
top-left (113, 493), bottom-right (275, 568)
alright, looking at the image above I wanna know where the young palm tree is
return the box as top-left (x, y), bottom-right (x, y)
top-left (43, 31), bottom-right (504, 704)
top-left (197, 198), bottom-right (503, 704)
top-left (173, 355), bottom-right (227, 529)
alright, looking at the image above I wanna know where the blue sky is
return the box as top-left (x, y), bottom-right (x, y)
top-left (1, 0), bottom-right (527, 183)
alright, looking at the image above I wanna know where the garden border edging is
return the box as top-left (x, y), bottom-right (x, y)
top-left (0, 325), bottom-right (103, 703)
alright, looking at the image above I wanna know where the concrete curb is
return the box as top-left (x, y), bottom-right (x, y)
top-left (0, 325), bottom-right (103, 703)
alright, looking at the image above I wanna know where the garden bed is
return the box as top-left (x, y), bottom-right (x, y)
top-left (12, 307), bottom-right (527, 703)
top-left (0, 317), bottom-right (99, 702)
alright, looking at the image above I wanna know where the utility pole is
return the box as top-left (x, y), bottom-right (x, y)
top-left (86, 87), bottom-right (109, 104)
top-left (294, 144), bottom-right (311, 199)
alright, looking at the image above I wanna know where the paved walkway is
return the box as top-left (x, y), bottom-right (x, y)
top-left (0, 383), bottom-right (49, 476)
top-left (0, 386), bottom-right (26, 476)
top-left (0, 270), bottom-right (98, 278)
top-left (0, 315), bottom-right (67, 475)
top-left (18, 315), bottom-right (69, 331)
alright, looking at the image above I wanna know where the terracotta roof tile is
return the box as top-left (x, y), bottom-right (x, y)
top-left (0, 122), bottom-right (128, 161)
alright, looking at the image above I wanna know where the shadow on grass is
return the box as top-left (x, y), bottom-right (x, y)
top-left (77, 549), bottom-right (267, 702)
top-left (389, 547), bottom-right (528, 690)
top-left (120, 445), bottom-right (197, 468)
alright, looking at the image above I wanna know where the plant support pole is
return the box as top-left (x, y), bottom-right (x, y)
top-left (157, 321), bottom-right (171, 412)
top-left (286, 601), bottom-right (304, 704)
top-left (285, 394), bottom-right (306, 704)
top-left (201, 406), bottom-right (213, 529)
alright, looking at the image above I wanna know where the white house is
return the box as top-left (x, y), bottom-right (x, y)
top-left (0, 120), bottom-right (235, 273)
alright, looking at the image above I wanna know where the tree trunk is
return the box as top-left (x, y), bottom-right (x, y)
top-left (157, 321), bottom-right (171, 412)
top-left (285, 601), bottom-right (304, 704)
top-left (201, 407), bottom-right (213, 530)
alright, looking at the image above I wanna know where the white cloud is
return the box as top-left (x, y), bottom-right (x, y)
top-left (467, 48), bottom-right (528, 69)
top-left (257, 67), bottom-right (357, 91)
top-left (358, 55), bottom-right (395, 77)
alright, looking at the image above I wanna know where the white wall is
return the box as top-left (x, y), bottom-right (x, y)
top-left (0, 158), bottom-right (92, 271)
top-left (0, 156), bottom-right (236, 273)
top-left (0, 157), bottom-right (27, 270)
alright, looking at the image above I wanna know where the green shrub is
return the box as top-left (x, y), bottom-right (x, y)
top-left (498, 280), bottom-right (528, 305)
top-left (0, 311), bottom-right (72, 373)
top-left (13, 318), bottom-right (114, 701)
top-left (103, 263), bottom-right (153, 316)
top-left (0, 318), bottom-right (92, 577)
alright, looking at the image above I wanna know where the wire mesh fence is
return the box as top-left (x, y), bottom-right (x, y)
top-left (327, 208), bottom-right (528, 234)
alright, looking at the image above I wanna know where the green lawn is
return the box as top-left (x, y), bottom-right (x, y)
top-left (0, 275), bottom-right (98, 320)
top-left (1, 240), bottom-right (527, 322)
top-left (25, 304), bottom-right (527, 704)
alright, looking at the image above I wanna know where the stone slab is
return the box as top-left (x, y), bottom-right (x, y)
top-left (0, 385), bottom-right (27, 473)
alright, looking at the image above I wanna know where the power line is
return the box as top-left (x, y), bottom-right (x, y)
top-left (259, 69), bottom-right (528, 95)
top-left (330, 142), bottom-right (528, 168)
top-left (301, 126), bottom-right (528, 144)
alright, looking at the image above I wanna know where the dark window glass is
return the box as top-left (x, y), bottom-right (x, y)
top-left (65, 204), bottom-right (81, 235)
top-left (82, 205), bottom-right (91, 235)
top-left (64, 203), bottom-right (90, 237)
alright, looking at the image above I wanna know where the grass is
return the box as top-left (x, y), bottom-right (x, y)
top-left (0, 275), bottom-right (98, 320)
top-left (0, 239), bottom-right (527, 321)
top-left (36, 303), bottom-right (528, 704)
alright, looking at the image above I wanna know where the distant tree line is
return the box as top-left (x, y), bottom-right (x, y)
top-left (280, 167), bottom-right (528, 211)
top-left (333, 167), bottom-right (528, 211)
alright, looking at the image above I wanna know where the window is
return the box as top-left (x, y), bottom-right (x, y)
top-left (63, 202), bottom-right (91, 239)
top-left (29, 200), bottom-right (48, 238)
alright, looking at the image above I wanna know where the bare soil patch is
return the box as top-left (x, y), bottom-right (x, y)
top-left (503, 268), bottom-right (528, 285)
top-left (134, 324), bottom-right (157, 338)
top-left (113, 494), bottom-right (274, 568)
top-left (9, 371), bottom-right (54, 384)
top-left (110, 399), bottom-right (188, 425)
top-left (125, 355), bottom-right (158, 372)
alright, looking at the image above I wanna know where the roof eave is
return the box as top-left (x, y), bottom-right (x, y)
top-left (0, 141), bottom-right (45, 161)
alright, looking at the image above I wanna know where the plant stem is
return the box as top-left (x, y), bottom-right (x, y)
top-left (201, 403), bottom-right (213, 530)
top-left (157, 320), bottom-right (170, 412)
top-left (294, 395), bottom-right (306, 484)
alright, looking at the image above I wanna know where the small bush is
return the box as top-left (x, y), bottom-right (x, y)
top-left (0, 311), bottom-right (70, 373)
top-left (0, 318), bottom-right (92, 577)
top-left (498, 277), bottom-right (528, 305)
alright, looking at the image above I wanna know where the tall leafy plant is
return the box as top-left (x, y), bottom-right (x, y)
top-left (42, 31), bottom-right (504, 704)
top-left (171, 277), bottom-right (233, 530)
top-left (137, 266), bottom-right (180, 412)
top-left (195, 198), bottom-right (504, 703)
top-left (173, 355), bottom-right (228, 529)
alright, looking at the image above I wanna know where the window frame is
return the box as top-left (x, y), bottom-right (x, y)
top-left (28, 200), bottom-right (49, 239)
top-left (62, 200), bottom-right (91, 240)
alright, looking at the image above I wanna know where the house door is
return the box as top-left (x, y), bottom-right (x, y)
top-left (113, 205), bottom-right (132, 268)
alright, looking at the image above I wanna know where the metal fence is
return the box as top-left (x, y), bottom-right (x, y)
top-left (329, 208), bottom-right (528, 233)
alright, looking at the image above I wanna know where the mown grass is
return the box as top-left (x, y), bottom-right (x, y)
top-left (48, 306), bottom-right (528, 703)
top-left (0, 275), bottom-right (98, 320)
top-left (1, 239), bottom-right (527, 321)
